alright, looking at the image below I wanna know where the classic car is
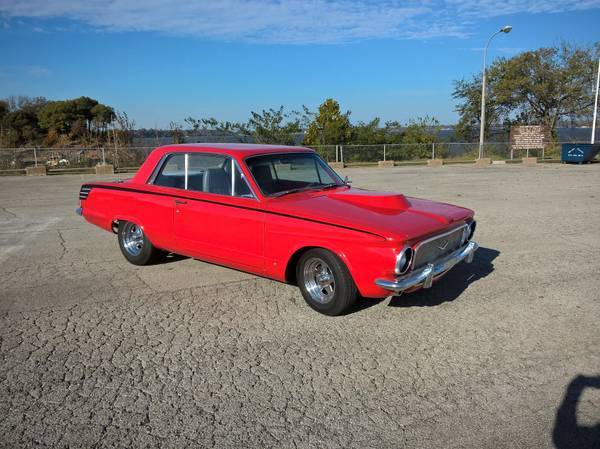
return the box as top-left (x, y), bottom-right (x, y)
top-left (77, 144), bottom-right (478, 315)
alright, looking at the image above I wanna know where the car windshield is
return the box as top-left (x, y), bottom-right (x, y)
top-left (245, 152), bottom-right (344, 197)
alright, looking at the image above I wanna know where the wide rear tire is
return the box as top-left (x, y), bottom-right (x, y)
top-left (117, 221), bottom-right (159, 265)
top-left (296, 248), bottom-right (358, 316)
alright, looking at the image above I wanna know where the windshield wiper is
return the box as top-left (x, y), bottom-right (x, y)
top-left (271, 187), bottom-right (313, 198)
top-left (316, 183), bottom-right (340, 190)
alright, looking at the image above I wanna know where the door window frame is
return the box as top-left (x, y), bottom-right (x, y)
top-left (147, 152), bottom-right (257, 200)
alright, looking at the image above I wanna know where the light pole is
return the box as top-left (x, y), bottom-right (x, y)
top-left (478, 25), bottom-right (512, 160)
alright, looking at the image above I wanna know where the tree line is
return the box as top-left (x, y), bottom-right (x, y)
top-left (1, 41), bottom-right (597, 154)
top-left (0, 95), bottom-right (134, 148)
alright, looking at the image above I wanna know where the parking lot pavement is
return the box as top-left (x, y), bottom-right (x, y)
top-left (1, 164), bottom-right (599, 448)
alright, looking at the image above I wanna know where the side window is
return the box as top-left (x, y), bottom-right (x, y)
top-left (154, 154), bottom-right (186, 189)
top-left (186, 153), bottom-right (255, 198)
top-left (187, 153), bottom-right (229, 194)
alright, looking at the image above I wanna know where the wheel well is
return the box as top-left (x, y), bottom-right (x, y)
top-left (111, 220), bottom-right (120, 234)
top-left (285, 246), bottom-right (322, 285)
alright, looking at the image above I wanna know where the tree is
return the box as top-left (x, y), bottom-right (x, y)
top-left (5, 96), bottom-right (48, 114)
top-left (169, 121), bottom-right (184, 144)
top-left (452, 62), bottom-right (509, 141)
top-left (304, 99), bottom-right (352, 145)
top-left (494, 43), bottom-right (598, 136)
top-left (453, 42), bottom-right (599, 141)
top-left (91, 104), bottom-right (115, 133)
top-left (72, 96), bottom-right (98, 129)
top-left (38, 101), bottom-right (78, 133)
top-left (401, 116), bottom-right (441, 159)
top-left (244, 106), bottom-right (301, 145)
top-left (351, 118), bottom-right (386, 144)
top-left (3, 110), bottom-right (41, 146)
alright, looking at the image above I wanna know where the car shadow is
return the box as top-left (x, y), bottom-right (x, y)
top-left (387, 246), bottom-right (499, 308)
top-left (553, 375), bottom-right (600, 449)
top-left (150, 252), bottom-right (189, 265)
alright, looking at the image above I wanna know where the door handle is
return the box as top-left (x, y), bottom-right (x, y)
top-left (174, 199), bottom-right (187, 205)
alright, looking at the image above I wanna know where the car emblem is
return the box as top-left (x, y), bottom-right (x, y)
top-left (437, 240), bottom-right (449, 250)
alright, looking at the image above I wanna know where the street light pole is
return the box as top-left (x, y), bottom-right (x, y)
top-left (478, 25), bottom-right (512, 160)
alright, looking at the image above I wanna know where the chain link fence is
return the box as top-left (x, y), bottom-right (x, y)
top-left (0, 146), bottom-right (155, 174)
top-left (0, 142), bottom-right (568, 175)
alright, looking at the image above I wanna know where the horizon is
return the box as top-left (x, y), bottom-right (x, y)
top-left (1, 1), bottom-right (599, 128)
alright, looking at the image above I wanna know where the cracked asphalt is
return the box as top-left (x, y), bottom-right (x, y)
top-left (1, 164), bottom-right (599, 448)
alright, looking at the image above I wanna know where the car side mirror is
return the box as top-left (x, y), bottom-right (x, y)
top-left (344, 175), bottom-right (352, 185)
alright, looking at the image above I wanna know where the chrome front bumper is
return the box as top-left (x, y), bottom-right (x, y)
top-left (75, 207), bottom-right (83, 216)
top-left (375, 241), bottom-right (478, 293)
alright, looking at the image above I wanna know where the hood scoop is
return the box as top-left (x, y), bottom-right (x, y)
top-left (328, 189), bottom-right (410, 212)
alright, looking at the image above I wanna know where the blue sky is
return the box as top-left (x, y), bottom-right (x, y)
top-left (1, 1), bottom-right (599, 128)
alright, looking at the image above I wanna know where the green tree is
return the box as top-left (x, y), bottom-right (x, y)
top-left (3, 110), bottom-right (41, 146)
top-left (351, 118), bottom-right (386, 144)
top-left (72, 96), bottom-right (99, 128)
top-left (244, 106), bottom-right (301, 145)
top-left (452, 61), bottom-right (509, 141)
top-left (38, 101), bottom-right (78, 133)
top-left (494, 43), bottom-right (598, 136)
top-left (304, 99), bottom-right (352, 145)
top-left (453, 42), bottom-right (599, 140)
top-left (401, 116), bottom-right (441, 159)
top-left (91, 104), bottom-right (115, 133)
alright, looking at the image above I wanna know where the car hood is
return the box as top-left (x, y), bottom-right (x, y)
top-left (265, 187), bottom-right (474, 242)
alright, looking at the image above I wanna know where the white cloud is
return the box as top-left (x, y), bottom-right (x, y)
top-left (0, 0), bottom-right (598, 44)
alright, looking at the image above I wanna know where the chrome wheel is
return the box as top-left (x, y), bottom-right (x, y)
top-left (303, 257), bottom-right (335, 304)
top-left (122, 222), bottom-right (144, 257)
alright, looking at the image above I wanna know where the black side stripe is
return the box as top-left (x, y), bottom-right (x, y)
top-left (83, 184), bottom-right (385, 239)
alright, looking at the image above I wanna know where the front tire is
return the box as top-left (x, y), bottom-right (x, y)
top-left (296, 248), bottom-right (358, 316)
top-left (117, 221), bottom-right (158, 265)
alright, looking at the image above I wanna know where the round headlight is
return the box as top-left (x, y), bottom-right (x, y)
top-left (395, 247), bottom-right (414, 275)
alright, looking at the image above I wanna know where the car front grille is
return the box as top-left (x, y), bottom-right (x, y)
top-left (412, 225), bottom-right (466, 269)
top-left (79, 185), bottom-right (92, 200)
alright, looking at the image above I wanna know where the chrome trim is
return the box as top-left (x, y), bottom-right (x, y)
top-left (413, 223), bottom-right (468, 253)
top-left (375, 241), bottom-right (478, 293)
top-left (233, 158), bottom-right (258, 200)
top-left (147, 151), bottom-right (258, 201)
top-left (75, 207), bottom-right (83, 216)
top-left (395, 246), bottom-right (414, 275)
top-left (147, 153), bottom-right (171, 184)
top-left (468, 220), bottom-right (477, 241)
top-left (243, 152), bottom-right (345, 197)
top-left (79, 185), bottom-right (92, 200)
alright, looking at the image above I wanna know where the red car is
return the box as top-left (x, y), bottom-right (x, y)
top-left (77, 144), bottom-right (478, 315)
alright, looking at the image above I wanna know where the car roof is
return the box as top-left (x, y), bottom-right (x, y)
top-left (153, 143), bottom-right (315, 158)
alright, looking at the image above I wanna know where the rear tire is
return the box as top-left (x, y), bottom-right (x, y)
top-left (117, 221), bottom-right (159, 265)
top-left (296, 248), bottom-right (358, 316)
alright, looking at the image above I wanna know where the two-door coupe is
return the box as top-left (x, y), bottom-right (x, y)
top-left (77, 144), bottom-right (478, 315)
